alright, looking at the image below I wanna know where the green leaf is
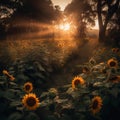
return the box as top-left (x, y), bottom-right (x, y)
top-left (0, 81), bottom-right (5, 85)
top-left (4, 89), bottom-right (15, 99)
top-left (16, 106), bottom-right (24, 111)
top-left (109, 88), bottom-right (120, 98)
top-left (66, 87), bottom-right (74, 95)
top-left (104, 82), bottom-right (113, 88)
top-left (91, 90), bottom-right (99, 96)
top-left (40, 92), bottom-right (48, 99)
top-left (10, 101), bottom-right (22, 107)
top-left (40, 99), bottom-right (53, 107)
top-left (93, 82), bottom-right (104, 88)
top-left (9, 82), bottom-right (17, 86)
top-left (0, 90), bottom-right (4, 97)
top-left (61, 102), bottom-right (73, 110)
top-left (45, 115), bottom-right (57, 120)
top-left (8, 112), bottom-right (22, 120)
top-left (25, 112), bottom-right (39, 120)
top-left (34, 73), bottom-right (46, 79)
top-left (78, 87), bottom-right (90, 94)
top-left (37, 64), bottom-right (46, 72)
top-left (60, 114), bottom-right (72, 120)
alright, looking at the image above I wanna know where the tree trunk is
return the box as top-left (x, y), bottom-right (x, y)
top-left (97, 0), bottom-right (105, 42)
top-left (97, 0), bottom-right (120, 43)
top-left (98, 27), bottom-right (106, 42)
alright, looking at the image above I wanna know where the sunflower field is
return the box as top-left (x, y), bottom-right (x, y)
top-left (0, 47), bottom-right (120, 120)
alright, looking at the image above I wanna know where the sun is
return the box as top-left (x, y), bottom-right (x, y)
top-left (59, 23), bottom-right (70, 31)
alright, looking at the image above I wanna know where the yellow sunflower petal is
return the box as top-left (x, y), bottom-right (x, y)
top-left (72, 76), bottom-right (85, 89)
top-left (23, 82), bottom-right (33, 93)
top-left (22, 93), bottom-right (39, 110)
top-left (90, 96), bottom-right (103, 114)
top-left (3, 70), bottom-right (9, 75)
top-left (107, 58), bottom-right (118, 68)
top-left (109, 75), bottom-right (120, 83)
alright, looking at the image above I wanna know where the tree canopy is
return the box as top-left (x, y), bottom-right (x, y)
top-left (0, 0), bottom-right (62, 38)
top-left (94, 0), bottom-right (120, 42)
top-left (65, 0), bottom-right (96, 38)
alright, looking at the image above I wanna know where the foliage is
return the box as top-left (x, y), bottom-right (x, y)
top-left (91, 0), bottom-right (120, 42)
top-left (65, 0), bottom-right (96, 39)
top-left (0, 0), bottom-right (62, 39)
top-left (0, 46), bottom-right (120, 120)
top-left (106, 7), bottom-right (120, 46)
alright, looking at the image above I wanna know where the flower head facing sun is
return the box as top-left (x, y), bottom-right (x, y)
top-left (112, 48), bottom-right (119, 53)
top-left (90, 96), bottom-right (102, 114)
top-left (109, 75), bottom-right (120, 83)
top-left (107, 58), bottom-right (118, 68)
top-left (23, 82), bottom-right (33, 93)
top-left (72, 76), bottom-right (85, 89)
top-left (22, 93), bottom-right (39, 110)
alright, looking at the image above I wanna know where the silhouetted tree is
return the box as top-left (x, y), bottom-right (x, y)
top-left (0, 0), bottom-right (62, 38)
top-left (107, 6), bottom-right (120, 46)
top-left (20, 0), bottom-right (56, 22)
top-left (65, 0), bottom-right (95, 39)
top-left (92, 0), bottom-right (120, 42)
top-left (0, 0), bottom-right (23, 38)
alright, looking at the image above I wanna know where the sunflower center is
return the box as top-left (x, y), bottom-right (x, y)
top-left (26, 97), bottom-right (36, 107)
top-left (116, 48), bottom-right (119, 53)
top-left (92, 100), bottom-right (98, 109)
top-left (110, 61), bottom-right (116, 67)
top-left (74, 80), bottom-right (80, 87)
top-left (25, 85), bottom-right (31, 90)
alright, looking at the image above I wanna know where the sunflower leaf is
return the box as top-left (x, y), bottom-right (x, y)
top-left (24, 112), bottom-right (39, 120)
top-left (0, 81), bottom-right (4, 85)
top-left (40, 92), bottom-right (48, 99)
top-left (109, 88), bottom-right (120, 98)
top-left (10, 101), bottom-right (22, 107)
top-left (8, 112), bottom-right (22, 120)
top-left (45, 115), bottom-right (57, 120)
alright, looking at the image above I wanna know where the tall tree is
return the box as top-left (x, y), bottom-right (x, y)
top-left (94, 0), bottom-right (120, 42)
top-left (0, 0), bottom-right (62, 38)
top-left (65, 0), bottom-right (95, 39)
top-left (0, 0), bottom-right (23, 38)
top-left (107, 6), bottom-right (120, 45)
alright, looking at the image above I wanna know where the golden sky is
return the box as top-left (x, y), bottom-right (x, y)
top-left (52, 0), bottom-right (72, 11)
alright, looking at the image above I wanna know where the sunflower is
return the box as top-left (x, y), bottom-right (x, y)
top-left (72, 76), bottom-right (85, 89)
top-left (107, 58), bottom-right (118, 68)
top-left (3, 70), bottom-right (15, 81)
top-left (23, 82), bottom-right (33, 93)
top-left (90, 96), bottom-right (102, 114)
top-left (112, 48), bottom-right (119, 53)
top-left (3, 70), bottom-right (9, 75)
top-left (108, 75), bottom-right (120, 83)
top-left (22, 93), bottom-right (39, 110)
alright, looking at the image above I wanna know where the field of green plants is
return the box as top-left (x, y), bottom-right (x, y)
top-left (0, 42), bottom-right (120, 120)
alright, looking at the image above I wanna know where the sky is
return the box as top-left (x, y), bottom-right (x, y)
top-left (52, 0), bottom-right (72, 11)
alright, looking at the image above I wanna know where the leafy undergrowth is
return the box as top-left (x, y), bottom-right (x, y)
top-left (0, 47), bottom-right (120, 120)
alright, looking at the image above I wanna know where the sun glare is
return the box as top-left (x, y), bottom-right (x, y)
top-left (59, 23), bottom-right (70, 31)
